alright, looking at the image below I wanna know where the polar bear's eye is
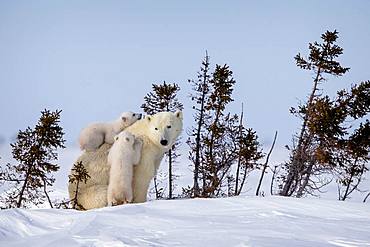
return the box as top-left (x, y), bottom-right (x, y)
top-left (167, 125), bottom-right (171, 129)
top-left (155, 127), bottom-right (158, 131)
top-left (133, 113), bottom-right (136, 117)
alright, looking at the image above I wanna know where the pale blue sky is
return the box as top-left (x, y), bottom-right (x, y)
top-left (0, 0), bottom-right (369, 153)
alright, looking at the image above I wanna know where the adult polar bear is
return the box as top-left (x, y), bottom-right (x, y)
top-left (68, 111), bottom-right (183, 209)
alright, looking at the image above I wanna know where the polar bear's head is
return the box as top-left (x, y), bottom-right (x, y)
top-left (119, 111), bottom-right (142, 129)
top-left (114, 131), bottom-right (136, 147)
top-left (145, 110), bottom-right (183, 151)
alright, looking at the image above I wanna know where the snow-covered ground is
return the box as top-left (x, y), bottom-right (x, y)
top-left (1, 144), bottom-right (370, 246)
top-left (1, 196), bottom-right (369, 247)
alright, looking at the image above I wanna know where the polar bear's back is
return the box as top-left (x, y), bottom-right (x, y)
top-left (68, 143), bottom-right (111, 209)
top-left (76, 143), bottom-right (111, 185)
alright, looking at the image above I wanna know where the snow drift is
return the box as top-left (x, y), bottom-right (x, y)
top-left (0, 196), bottom-right (369, 247)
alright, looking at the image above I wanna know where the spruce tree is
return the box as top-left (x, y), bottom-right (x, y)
top-left (69, 161), bottom-right (90, 209)
top-left (208, 113), bottom-right (239, 197)
top-left (227, 105), bottom-right (265, 197)
top-left (333, 81), bottom-right (370, 200)
top-left (279, 80), bottom-right (369, 198)
top-left (187, 53), bottom-right (212, 197)
top-left (188, 55), bottom-right (263, 197)
top-left (280, 30), bottom-right (350, 197)
top-left (234, 125), bottom-right (264, 196)
top-left (141, 81), bottom-right (183, 199)
top-left (0, 109), bottom-right (65, 208)
top-left (198, 64), bottom-right (235, 196)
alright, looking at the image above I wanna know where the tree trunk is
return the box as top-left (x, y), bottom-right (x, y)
top-left (341, 159), bottom-right (363, 201)
top-left (16, 166), bottom-right (32, 208)
top-left (202, 162), bottom-right (206, 197)
top-left (296, 162), bottom-right (314, 198)
top-left (168, 149), bottom-right (173, 199)
top-left (234, 160), bottom-right (241, 196)
top-left (235, 104), bottom-right (244, 195)
top-left (43, 178), bottom-right (53, 208)
top-left (280, 68), bottom-right (321, 196)
top-left (193, 54), bottom-right (210, 197)
top-left (208, 107), bottom-right (222, 196)
top-left (270, 166), bottom-right (277, 195)
top-left (215, 161), bottom-right (235, 197)
top-left (341, 168), bottom-right (355, 201)
top-left (72, 180), bottom-right (80, 209)
top-left (237, 166), bottom-right (248, 195)
top-left (256, 131), bottom-right (278, 196)
top-left (153, 176), bottom-right (160, 199)
top-left (363, 192), bottom-right (370, 203)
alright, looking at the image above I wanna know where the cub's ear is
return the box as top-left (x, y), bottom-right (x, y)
top-left (175, 110), bottom-right (183, 119)
top-left (121, 116), bottom-right (127, 122)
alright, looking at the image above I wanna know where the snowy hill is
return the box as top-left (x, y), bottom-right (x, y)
top-left (1, 196), bottom-right (369, 247)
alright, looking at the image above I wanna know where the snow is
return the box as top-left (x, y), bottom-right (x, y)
top-left (1, 196), bottom-right (369, 247)
top-left (1, 144), bottom-right (370, 246)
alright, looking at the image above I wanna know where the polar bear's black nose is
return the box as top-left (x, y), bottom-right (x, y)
top-left (138, 114), bottom-right (142, 119)
top-left (160, 140), bottom-right (168, 146)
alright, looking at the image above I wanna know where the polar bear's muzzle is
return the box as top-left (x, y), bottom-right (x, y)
top-left (137, 114), bottom-right (142, 120)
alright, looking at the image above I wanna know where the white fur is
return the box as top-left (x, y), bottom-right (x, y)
top-left (107, 131), bottom-right (142, 206)
top-left (69, 111), bottom-right (183, 209)
top-left (79, 111), bottom-right (142, 151)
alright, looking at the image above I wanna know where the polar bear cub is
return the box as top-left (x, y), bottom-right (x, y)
top-left (107, 131), bottom-right (143, 206)
top-left (79, 111), bottom-right (142, 151)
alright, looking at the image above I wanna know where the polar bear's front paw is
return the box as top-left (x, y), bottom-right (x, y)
top-left (122, 192), bottom-right (133, 204)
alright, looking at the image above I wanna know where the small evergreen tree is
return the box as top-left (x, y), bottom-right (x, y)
top-left (0, 109), bottom-right (65, 208)
top-left (187, 53), bottom-right (212, 197)
top-left (150, 172), bottom-right (165, 199)
top-left (233, 127), bottom-right (264, 196)
top-left (278, 80), bottom-right (369, 198)
top-left (69, 161), bottom-right (90, 209)
top-left (187, 55), bottom-right (263, 198)
top-left (280, 30), bottom-right (350, 197)
top-left (333, 82), bottom-right (370, 200)
top-left (141, 81), bottom-right (183, 199)
top-left (226, 105), bottom-right (265, 197)
top-left (201, 64), bottom-right (237, 197)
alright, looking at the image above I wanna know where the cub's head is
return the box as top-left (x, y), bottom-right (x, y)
top-left (120, 111), bottom-right (142, 128)
top-left (145, 110), bottom-right (183, 151)
top-left (114, 131), bottom-right (135, 146)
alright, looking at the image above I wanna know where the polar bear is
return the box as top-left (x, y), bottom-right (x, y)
top-left (68, 111), bottom-right (183, 209)
top-left (79, 111), bottom-right (142, 151)
top-left (107, 131), bottom-right (143, 206)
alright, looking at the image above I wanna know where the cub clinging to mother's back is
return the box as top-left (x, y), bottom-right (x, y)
top-left (79, 111), bottom-right (142, 151)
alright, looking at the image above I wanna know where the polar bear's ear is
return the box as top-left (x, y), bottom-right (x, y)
top-left (175, 110), bottom-right (183, 120)
top-left (121, 116), bottom-right (127, 122)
